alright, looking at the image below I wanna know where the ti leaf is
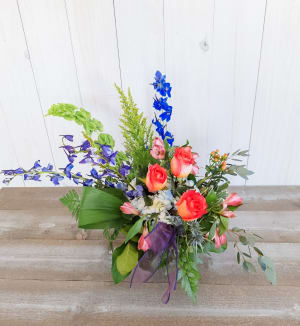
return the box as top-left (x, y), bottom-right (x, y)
top-left (60, 190), bottom-right (80, 217)
top-left (125, 218), bottom-right (144, 243)
top-left (77, 187), bottom-right (128, 229)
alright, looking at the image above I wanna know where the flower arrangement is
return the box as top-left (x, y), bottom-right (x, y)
top-left (1, 71), bottom-right (276, 303)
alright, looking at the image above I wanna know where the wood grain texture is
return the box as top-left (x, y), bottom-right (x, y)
top-left (0, 239), bottom-right (298, 287)
top-left (248, 0), bottom-right (300, 185)
top-left (0, 280), bottom-right (299, 324)
top-left (0, 209), bottom-right (299, 242)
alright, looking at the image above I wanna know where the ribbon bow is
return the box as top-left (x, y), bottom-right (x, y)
top-left (130, 222), bottom-right (178, 303)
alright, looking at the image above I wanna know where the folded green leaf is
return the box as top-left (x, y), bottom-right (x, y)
top-left (77, 187), bottom-right (127, 229)
top-left (125, 218), bottom-right (144, 243)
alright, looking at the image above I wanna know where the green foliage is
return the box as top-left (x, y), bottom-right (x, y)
top-left (258, 256), bottom-right (276, 284)
top-left (178, 248), bottom-right (201, 303)
top-left (47, 103), bottom-right (103, 136)
top-left (116, 242), bottom-right (139, 275)
top-left (116, 85), bottom-right (154, 175)
top-left (77, 187), bottom-right (128, 229)
top-left (60, 190), bottom-right (80, 217)
top-left (125, 218), bottom-right (144, 243)
top-left (98, 133), bottom-right (115, 148)
top-left (112, 243), bottom-right (130, 283)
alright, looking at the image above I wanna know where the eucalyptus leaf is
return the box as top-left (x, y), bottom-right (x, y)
top-left (258, 256), bottom-right (276, 284)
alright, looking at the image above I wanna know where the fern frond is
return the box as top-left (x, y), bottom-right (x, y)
top-left (115, 85), bottom-right (154, 176)
top-left (60, 190), bottom-right (81, 218)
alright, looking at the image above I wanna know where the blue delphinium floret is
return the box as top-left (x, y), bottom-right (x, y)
top-left (60, 135), bottom-right (74, 142)
top-left (50, 174), bottom-right (64, 186)
top-left (152, 71), bottom-right (172, 97)
top-left (118, 164), bottom-right (131, 177)
top-left (90, 168), bottom-right (100, 179)
top-left (83, 179), bottom-right (93, 187)
top-left (42, 164), bottom-right (53, 172)
top-left (64, 163), bottom-right (74, 179)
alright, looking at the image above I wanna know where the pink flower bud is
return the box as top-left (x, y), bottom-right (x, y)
top-left (223, 193), bottom-right (243, 209)
top-left (138, 227), bottom-right (150, 252)
top-left (150, 137), bottom-right (166, 160)
top-left (120, 202), bottom-right (140, 215)
top-left (221, 210), bottom-right (236, 218)
top-left (213, 228), bottom-right (227, 249)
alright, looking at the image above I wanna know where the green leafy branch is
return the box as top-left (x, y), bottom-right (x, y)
top-left (60, 189), bottom-right (81, 217)
top-left (229, 227), bottom-right (276, 284)
top-left (47, 103), bottom-right (104, 136)
top-left (177, 246), bottom-right (202, 303)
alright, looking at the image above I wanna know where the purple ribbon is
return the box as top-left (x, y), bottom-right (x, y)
top-left (130, 222), bottom-right (178, 304)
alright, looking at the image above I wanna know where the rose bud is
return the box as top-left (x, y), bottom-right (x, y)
top-left (138, 227), bottom-right (150, 252)
top-left (120, 202), bottom-right (140, 215)
top-left (223, 193), bottom-right (243, 209)
top-left (145, 163), bottom-right (167, 193)
top-left (171, 147), bottom-right (198, 178)
top-left (176, 190), bottom-right (208, 221)
top-left (150, 137), bottom-right (165, 160)
top-left (213, 228), bottom-right (227, 249)
top-left (221, 209), bottom-right (236, 218)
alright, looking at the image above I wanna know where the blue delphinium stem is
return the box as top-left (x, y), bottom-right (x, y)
top-left (151, 71), bottom-right (174, 146)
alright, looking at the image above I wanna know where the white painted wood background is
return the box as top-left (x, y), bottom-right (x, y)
top-left (0, 0), bottom-right (299, 186)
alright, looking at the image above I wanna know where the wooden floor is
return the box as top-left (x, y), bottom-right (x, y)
top-left (0, 186), bottom-right (299, 326)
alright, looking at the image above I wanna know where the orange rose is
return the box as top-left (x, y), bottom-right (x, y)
top-left (145, 163), bottom-right (167, 193)
top-left (176, 190), bottom-right (208, 221)
top-left (171, 147), bottom-right (197, 178)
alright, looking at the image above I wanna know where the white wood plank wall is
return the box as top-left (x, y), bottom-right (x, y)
top-left (0, 0), bottom-right (299, 186)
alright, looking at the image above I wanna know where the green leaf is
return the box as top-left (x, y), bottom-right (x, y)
top-left (206, 190), bottom-right (217, 206)
top-left (254, 247), bottom-right (264, 256)
top-left (208, 221), bottom-right (217, 240)
top-left (47, 103), bottom-right (103, 136)
top-left (237, 252), bottom-right (240, 264)
top-left (116, 242), bottom-right (138, 275)
top-left (234, 166), bottom-right (254, 180)
top-left (60, 190), bottom-right (80, 217)
top-left (77, 187), bottom-right (127, 229)
top-left (98, 133), bottom-right (115, 148)
top-left (125, 218), bottom-right (144, 243)
top-left (239, 235), bottom-right (248, 245)
top-left (219, 216), bottom-right (228, 235)
top-left (232, 227), bottom-right (243, 232)
top-left (258, 256), bottom-right (276, 284)
top-left (242, 261), bottom-right (256, 273)
top-left (112, 243), bottom-right (130, 283)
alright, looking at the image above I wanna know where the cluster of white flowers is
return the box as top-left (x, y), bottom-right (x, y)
top-left (131, 190), bottom-right (175, 224)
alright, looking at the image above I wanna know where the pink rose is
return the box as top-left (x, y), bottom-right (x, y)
top-left (171, 147), bottom-right (197, 178)
top-left (138, 227), bottom-right (150, 252)
top-left (223, 193), bottom-right (243, 209)
top-left (150, 137), bottom-right (165, 160)
top-left (213, 228), bottom-right (227, 249)
top-left (120, 202), bottom-right (140, 215)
